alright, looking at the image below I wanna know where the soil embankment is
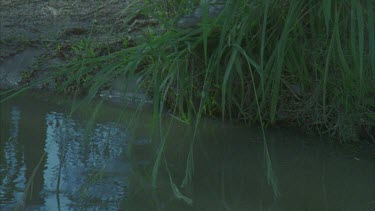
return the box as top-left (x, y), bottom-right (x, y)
top-left (0, 0), bottom-right (131, 90)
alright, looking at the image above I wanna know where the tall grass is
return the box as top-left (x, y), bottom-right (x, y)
top-left (6, 0), bottom-right (373, 203)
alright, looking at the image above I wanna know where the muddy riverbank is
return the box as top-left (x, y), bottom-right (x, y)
top-left (1, 0), bottom-right (143, 91)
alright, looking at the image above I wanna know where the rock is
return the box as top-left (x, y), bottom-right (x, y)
top-left (177, 0), bottom-right (226, 29)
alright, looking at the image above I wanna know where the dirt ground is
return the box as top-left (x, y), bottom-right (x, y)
top-left (0, 0), bottom-right (159, 90)
top-left (0, 0), bottom-right (137, 59)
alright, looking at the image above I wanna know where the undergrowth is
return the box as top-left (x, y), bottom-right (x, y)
top-left (53, 0), bottom-right (375, 142)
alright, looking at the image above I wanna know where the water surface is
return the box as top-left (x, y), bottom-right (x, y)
top-left (0, 92), bottom-right (374, 210)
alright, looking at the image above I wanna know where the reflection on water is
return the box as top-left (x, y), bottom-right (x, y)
top-left (43, 112), bottom-right (129, 210)
top-left (1, 94), bottom-right (130, 210)
top-left (0, 92), bottom-right (375, 210)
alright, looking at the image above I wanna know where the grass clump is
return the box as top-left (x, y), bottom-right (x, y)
top-left (59, 0), bottom-right (374, 141)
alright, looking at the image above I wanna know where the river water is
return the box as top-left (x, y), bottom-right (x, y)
top-left (0, 92), bottom-right (374, 210)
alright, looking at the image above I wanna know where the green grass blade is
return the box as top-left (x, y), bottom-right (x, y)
top-left (368, 1), bottom-right (375, 78)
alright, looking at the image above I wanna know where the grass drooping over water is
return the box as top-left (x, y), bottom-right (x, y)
top-left (55, 0), bottom-right (374, 142)
top-left (56, 0), bottom-right (373, 200)
top-left (4, 0), bottom-right (374, 204)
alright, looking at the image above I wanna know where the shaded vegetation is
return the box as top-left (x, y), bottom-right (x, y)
top-left (54, 0), bottom-right (374, 142)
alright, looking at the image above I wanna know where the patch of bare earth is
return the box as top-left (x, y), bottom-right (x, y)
top-left (1, 0), bottom-right (159, 90)
top-left (0, 0), bottom-right (138, 60)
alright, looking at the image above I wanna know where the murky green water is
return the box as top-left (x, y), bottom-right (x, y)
top-left (1, 92), bottom-right (374, 210)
